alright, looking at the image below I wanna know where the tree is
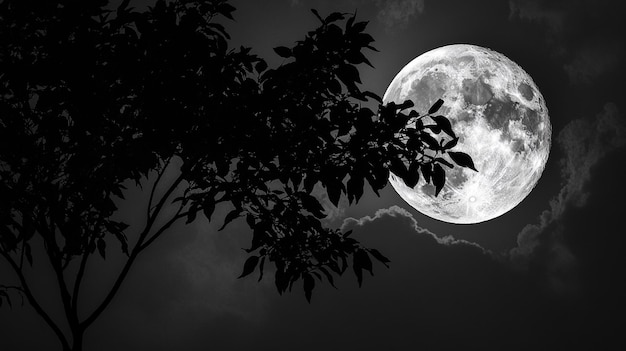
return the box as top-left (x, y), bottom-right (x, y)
top-left (0, 0), bottom-right (475, 350)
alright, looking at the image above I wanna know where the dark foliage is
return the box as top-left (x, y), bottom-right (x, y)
top-left (0, 1), bottom-right (474, 350)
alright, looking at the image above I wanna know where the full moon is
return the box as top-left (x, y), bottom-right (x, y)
top-left (384, 44), bottom-right (551, 224)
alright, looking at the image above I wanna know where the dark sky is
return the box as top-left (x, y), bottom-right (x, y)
top-left (2, 0), bottom-right (626, 350)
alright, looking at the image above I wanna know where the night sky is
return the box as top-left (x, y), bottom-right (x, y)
top-left (2, 0), bottom-right (626, 350)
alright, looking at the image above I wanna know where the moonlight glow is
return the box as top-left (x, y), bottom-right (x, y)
top-left (384, 44), bottom-right (552, 224)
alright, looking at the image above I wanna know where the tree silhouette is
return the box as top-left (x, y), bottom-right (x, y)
top-left (0, 0), bottom-right (475, 350)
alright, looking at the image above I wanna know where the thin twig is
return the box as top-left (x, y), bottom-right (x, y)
top-left (81, 172), bottom-right (185, 329)
top-left (0, 250), bottom-right (70, 350)
top-left (139, 205), bottom-right (186, 252)
top-left (71, 235), bottom-right (94, 313)
top-left (147, 157), bottom-right (172, 219)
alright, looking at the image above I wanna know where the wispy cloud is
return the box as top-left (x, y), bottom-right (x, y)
top-left (511, 103), bottom-right (626, 292)
top-left (508, 0), bottom-right (626, 84)
top-left (376, 0), bottom-right (425, 31)
top-left (562, 43), bottom-right (625, 84)
top-left (311, 183), bottom-right (348, 225)
top-left (347, 102), bottom-right (626, 296)
top-left (342, 205), bottom-right (488, 251)
top-left (508, 0), bottom-right (565, 36)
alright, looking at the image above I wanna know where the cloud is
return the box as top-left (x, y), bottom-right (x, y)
top-left (562, 43), bottom-right (625, 84)
top-left (376, 0), bottom-right (425, 31)
top-left (6, 182), bottom-right (626, 350)
top-left (83, 209), bottom-right (275, 350)
top-left (341, 103), bottom-right (625, 299)
top-left (342, 205), bottom-right (488, 250)
top-left (511, 103), bottom-right (626, 292)
top-left (508, 0), bottom-right (565, 35)
top-left (508, 0), bottom-right (626, 83)
top-left (311, 183), bottom-right (349, 225)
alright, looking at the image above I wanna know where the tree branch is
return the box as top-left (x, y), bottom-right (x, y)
top-left (43, 233), bottom-right (81, 335)
top-left (81, 172), bottom-right (185, 329)
top-left (19, 239), bottom-right (25, 269)
top-left (71, 235), bottom-right (94, 314)
top-left (138, 205), bottom-right (186, 252)
top-left (36, 212), bottom-right (79, 319)
top-left (147, 157), bottom-right (172, 219)
top-left (71, 205), bottom-right (109, 313)
top-left (0, 250), bottom-right (70, 350)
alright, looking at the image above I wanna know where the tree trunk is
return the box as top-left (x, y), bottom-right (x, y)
top-left (71, 328), bottom-right (84, 351)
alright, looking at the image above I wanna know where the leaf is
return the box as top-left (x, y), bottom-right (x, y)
top-left (310, 9), bottom-right (324, 23)
top-left (255, 60), bottom-right (267, 73)
top-left (218, 209), bottom-right (241, 231)
top-left (327, 181), bottom-right (341, 207)
top-left (328, 78), bottom-right (342, 94)
top-left (346, 175), bottom-right (364, 204)
top-left (319, 267), bottom-right (337, 288)
top-left (24, 243), bottom-right (33, 266)
top-left (203, 201), bottom-right (215, 222)
top-left (352, 255), bottom-right (363, 287)
top-left (245, 214), bottom-right (255, 228)
top-left (275, 268), bottom-right (289, 294)
top-left (0, 290), bottom-right (11, 308)
top-left (432, 115), bottom-right (455, 138)
top-left (346, 13), bottom-right (356, 30)
top-left (420, 163), bottom-right (432, 183)
top-left (97, 238), bottom-right (106, 259)
top-left (325, 12), bottom-right (345, 23)
top-left (432, 163), bottom-right (446, 196)
top-left (357, 33), bottom-right (375, 45)
top-left (238, 255), bottom-right (259, 279)
top-left (362, 91), bottom-right (381, 103)
top-left (112, 230), bottom-right (129, 255)
top-left (435, 157), bottom-right (454, 168)
top-left (303, 273), bottom-right (315, 303)
top-left (273, 46), bottom-right (292, 58)
top-left (368, 248), bottom-right (390, 267)
top-left (346, 50), bottom-right (369, 66)
top-left (111, 186), bottom-right (125, 199)
top-left (413, 115), bottom-right (423, 129)
top-left (403, 161), bottom-right (420, 188)
top-left (352, 21), bottom-right (368, 33)
top-left (397, 99), bottom-right (414, 110)
top-left (420, 132), bottom-right (440, 151)
top-left (340, 255), bottom-right (348, 273)
top-left (301, 194), bottom-right (326, 218)
top-left (448, 151), bottom-right (478, 171)
top-left (355, 249), bottom-right (373, 276)
top-left (390, 158), bottom-right (407, 179)
top-left (328, 260), bottom-right (341, 274)
top-left (218, 2), bottom-right (236, 19)
top-left (428, 99), bottom-right (444, 114)
top-left (443, 137), bottom-right (459, 150)
top-left (208, 23), bottom-right (231, 39)
top-left (336, 64), bottom-right (361, 86)
top-left (117, 0), bottom-right (131, 14)
top-left (185, 209), bottom-right (197, 224)
top-left (257, 257), bottom-right (265, 282)
top-left (425, 125), bottom-right (441, 134)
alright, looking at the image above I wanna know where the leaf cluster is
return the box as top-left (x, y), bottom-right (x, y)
top-left (0, 1), bottom-right (475, 304)
top-left (381, 99), bottom-right (477, 196)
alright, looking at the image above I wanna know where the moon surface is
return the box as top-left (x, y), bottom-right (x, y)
top-left (384, 44), bottom-right (551, 224)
